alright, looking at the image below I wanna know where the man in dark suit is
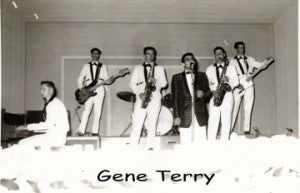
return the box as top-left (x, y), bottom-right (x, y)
top-left (171, 53), bottom-right (212, 144)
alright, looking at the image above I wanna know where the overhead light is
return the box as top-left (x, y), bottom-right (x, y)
top-left (224, 40), bottom-right (229, 46)
top-left (12, 1), bottom-right (18, 9)
top-left (34, 13), bottom-right (39, 19)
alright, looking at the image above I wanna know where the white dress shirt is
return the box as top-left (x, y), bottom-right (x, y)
top-left (27, 97), bottom-right (69, 135)
top-left (77, 62), bottom-right (109, 89)
top-left (185, 71), bottom-right (194, 99)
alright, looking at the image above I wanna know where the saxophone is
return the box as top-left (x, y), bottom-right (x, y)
top-left (213, 59), bottom-right (231, 106)
top-left (141, 64), bottom-right (156, 108)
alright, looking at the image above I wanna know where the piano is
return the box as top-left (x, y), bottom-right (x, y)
top-left (2, 109), bottom-right (28, 147)
top-left (1, 109), bottom-right (71, 148)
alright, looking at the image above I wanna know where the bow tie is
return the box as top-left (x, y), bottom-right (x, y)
top-left (185, 71), bottom-right (193, 74)
top-left (144, 63), bottom-right (152, 67)
top-left (217, 65), bottom-right (224, 69)
top-left (238, 56), bottom-right (244, 60)
top-left (91, 62), bottom-right (99, 66)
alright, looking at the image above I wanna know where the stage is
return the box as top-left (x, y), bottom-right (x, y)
top-left (0, 135), bottom-right (299, 193)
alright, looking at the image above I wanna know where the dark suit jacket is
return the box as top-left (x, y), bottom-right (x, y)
top-left (171, 71), bottom-right (212, 128)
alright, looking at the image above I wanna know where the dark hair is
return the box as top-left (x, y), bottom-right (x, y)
top-left (143, 46), bottom-right (157, 55)
top-left (181, 52), bottom-right (199, 71)
top-left (90, 47), bottom-right (102, 55)
top-left (143, 46), bottom-right (157, 62)
top-left (41, 81), bottom-right (57, 98)
top-left (234, 41), bottom-right (245, 49)
top-left (213, 46), bottom-right (228, 60)
top-left (181, 52), bottom-right (196, 63)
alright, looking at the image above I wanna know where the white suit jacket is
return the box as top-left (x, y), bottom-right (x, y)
top-left (27, 98), bottom-right (69, 135)
top-left (229, 55), bottom-right (267, 87)
top-left (129, 64), bottom-right (167, 101)
top-left (206, 62), bottom-right (239, 92)
top-left (77, 62), bottom-right (109, 92)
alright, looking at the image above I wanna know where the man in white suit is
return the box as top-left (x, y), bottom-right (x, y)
top-left (230, 41), bottom-right (274, 134)
top-left (75, 48), bottom-right (113, 136)
top-left (206, 47), bottom-right (239, 140)
top-left (129, 46), bottom-right (167, 149)
top-left (17, 81), bottom-right (69, 147)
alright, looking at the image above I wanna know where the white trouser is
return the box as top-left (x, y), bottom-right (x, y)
top-left (129, 95), bottom-right (161, 148)
top-left (78, 89), bottom-right (105, 134)
top-left (179, 101), bottom-right (207, 144)
top-left (208, 92), bottom-right (233, 140)
top-left (231, 86), bottom-right (254, 132)
top-left (18, 132), bottom-right (67, 147)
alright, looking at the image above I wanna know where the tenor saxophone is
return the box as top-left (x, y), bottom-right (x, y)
top-left (213, 59), bottom-right (231, 106)
top-left (141, 64), bottom-right (156, 108)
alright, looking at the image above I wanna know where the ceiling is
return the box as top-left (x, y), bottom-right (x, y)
top-left (3, 0), bottom-right (297, 23)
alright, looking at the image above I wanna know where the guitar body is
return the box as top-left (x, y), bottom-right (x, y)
top-left (75, 68), bottom-right (130, 105)
top-left (237, 57), bottom-right (274, 94)
top-left (75, 86), bottom-right (97, 105)
top-left (238, 74), bottom-right (254, 93)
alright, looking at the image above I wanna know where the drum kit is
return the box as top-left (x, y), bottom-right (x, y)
top-left (117, 91), bottom-right (176, 136)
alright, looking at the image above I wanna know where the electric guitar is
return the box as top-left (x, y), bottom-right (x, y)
top-left (238, 57), bottom-right (274, 93)
top-left (75, 68), bottom-right (130, 104)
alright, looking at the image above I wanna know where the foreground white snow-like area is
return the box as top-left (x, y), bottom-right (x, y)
top-left (0, 135), bottom-right (299, 193)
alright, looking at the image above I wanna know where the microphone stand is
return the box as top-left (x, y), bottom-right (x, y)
top-left (190, 62), bottom-right (195, 85)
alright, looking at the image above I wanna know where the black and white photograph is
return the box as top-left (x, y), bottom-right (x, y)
top-left (0, 0), bottom-right (299, 192)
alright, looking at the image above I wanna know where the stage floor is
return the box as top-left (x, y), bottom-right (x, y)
top-left (0, 135), bottom-right (299, 193)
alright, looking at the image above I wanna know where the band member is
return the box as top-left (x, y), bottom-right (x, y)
top-left (17, 81), bottom-right (69, 147)
top-left (75, 48), bottom-right (113, 136)
top-left (230, 41), bottom-right (274, 134)
top-left (171, 53), bottom-right (212, 144)
top-left (129, 46), bottom-right (167, 149)
top-left (206, 47), bottom-right (239, 140)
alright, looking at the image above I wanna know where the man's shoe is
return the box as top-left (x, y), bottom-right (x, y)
top-left (172, 127), bottom-right (180, 135)
top-left (74, 131), bottom-right (84, 136)
top-left (244, 131), bottom-right (251, 135)
top-left (253, 127), bottom-right (261, 138)
top-left (85, 132), bottom-right (98, 137)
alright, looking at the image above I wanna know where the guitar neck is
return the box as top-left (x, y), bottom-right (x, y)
top-left (246, 69), bottom-right (262, 81)
top-left (89, 74), bottom-right (120, 90)
top-left (246, 59), bottom-right (273, 81)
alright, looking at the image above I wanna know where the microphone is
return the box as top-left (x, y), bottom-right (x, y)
top-left (217, 56), bottom-right (224, 61)
top-left (190, 62), bottom-right (195, 85)
top-left (190, 62), bottom-right (195, 72)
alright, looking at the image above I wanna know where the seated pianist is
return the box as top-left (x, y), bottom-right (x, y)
top-left (16, 81), bottom-right (70, 147)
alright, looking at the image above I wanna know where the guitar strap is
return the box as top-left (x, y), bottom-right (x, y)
top-left (244, 56), bottom-right (251, 74)
top-left (94, 63), bottom-right (102, 83)
top-left (89, 62), bottom-right (102, 85)
top-left (235, 56), bottom-right (247, 75)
